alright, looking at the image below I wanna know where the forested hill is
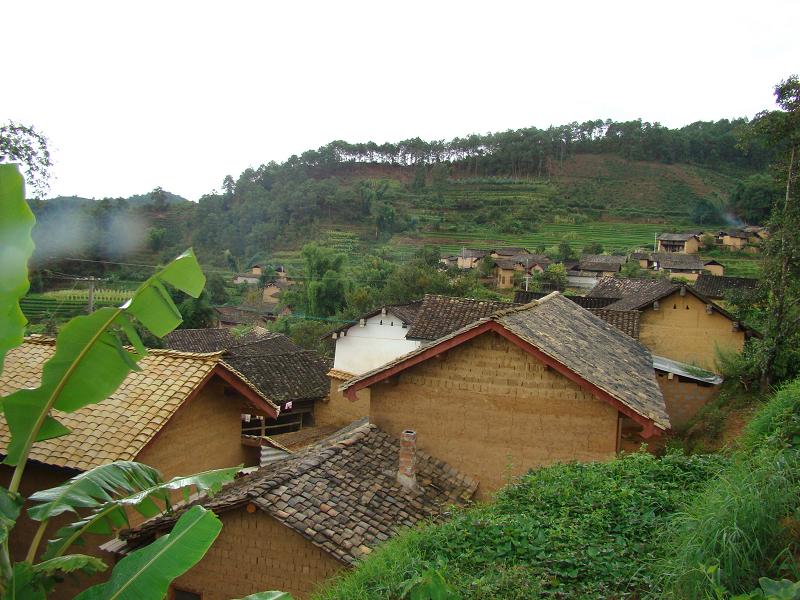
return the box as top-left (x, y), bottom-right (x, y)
top-left (33, 117), bottom-right (783, 270)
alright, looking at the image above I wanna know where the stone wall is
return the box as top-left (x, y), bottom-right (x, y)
top-left (170, 508), bottom-right (344, 600)
top-left (638, 290), bottom-right (745, 371)
top-left (369, 331), bottom-right (620, 497)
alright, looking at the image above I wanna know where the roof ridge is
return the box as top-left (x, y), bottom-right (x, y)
top-left (146, 348), bottom-right (224, 360)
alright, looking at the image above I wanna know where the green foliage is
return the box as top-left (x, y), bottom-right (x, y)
top-left (0, 122), bottom-right (52, 197)
top-left (33, 464), bottom-right (239, 560)
top-left (146, 227), bottom-right (167, 251)
top-left (235, 593), bottom-right (295, 600)
top-left (75, 506), bottom-right (222, 600)
top-left (656, 378), bottom-right (800, 598)
top-left (315, 451), bottom-right (725, 600)
top-left (730, 174), bottom-right (783, 224)
top-left (582, 242), bottom-right (604, 254)
top-left (0, 164), bottom-right (35, 374)
top-left (2, 250), bottom-right (205, 468)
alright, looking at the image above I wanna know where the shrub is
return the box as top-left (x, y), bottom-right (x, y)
top-left (315, 451), bottom-right (726, 600)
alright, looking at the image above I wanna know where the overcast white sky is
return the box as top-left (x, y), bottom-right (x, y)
top-left (3, 0), bottom-right (798, 201)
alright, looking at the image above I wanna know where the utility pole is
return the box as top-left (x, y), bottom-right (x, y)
top-left (87, 277), bottom-right (97, 314)
top-left (523, 274), bottom-right (531, 291)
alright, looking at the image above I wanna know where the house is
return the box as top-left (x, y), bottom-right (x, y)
top-left (439, 255), bottom-right (459, 269)
top-left (262, 278), bottom-right (290, 304)
top-left (717, 229), bottom-right (749, 250)
top-left (649, 252), bottom-right (723, 281)
top-left (743, 225), bottom-right (769, 244)
top-left (326, 296), bottom-right (514, 425)
top-left (652, 355), bottom-right (723, 430)
top-left (108, 422), bottom-right (477, 600)
top-left (490, 247), bottom-right (531, 258)
top-left (163, 328), bottom-right (331, 436)
top-left (575, 254), bottom-right (627, 276)
top-left (232, 273), bottom-right (260, 285)
top-left (340, 293), bottom-right (669, 496)
top-left (491, 254), bottom-right (551, 289)
top-left (589, 277), bottom-right (750, 371)
top-left (0, 336), bottom-right (280, 594)
top-left (693, 274), bottom-right (759, 304)
top-left (657, 232), bottom-right (702, 254)
top-left (456, 248), bottom-right (489, 269)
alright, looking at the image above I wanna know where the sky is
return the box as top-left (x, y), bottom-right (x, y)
top-left (3, 0), bottom-right (799, 201)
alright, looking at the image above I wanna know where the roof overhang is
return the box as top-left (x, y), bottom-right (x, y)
top-left (343, 320), bottom-right (664, 438)
top-left (214, 363), bottom-right (280, 418)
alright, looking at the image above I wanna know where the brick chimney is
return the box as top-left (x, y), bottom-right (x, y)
top-left (397, 429), bottom-right (419, 492)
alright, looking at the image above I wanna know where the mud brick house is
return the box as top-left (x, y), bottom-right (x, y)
top-left (0, 336), bottom-right (280, 596)
top-left (164, 328), bottom-right (331, 436)
top-left (716, 229), bottom-right (750, 250)
top-left (651, 252), bottom-right (723, 281)
top-left (652, 355), bottom-right (723, 430)
top-left (657, 232), bottom-right (702, 254)
top-left (325, 295), bottom-right (513, 426)
top-left (109, 423), bottom-right (477, 600)
top-left (340, 293), bottom-right (669, 496)
top-left (490, 246), bottom-right (531, 258)
top-left (491, 254), bottom-right (551, 289)
top-left (693, 273), bottom-right (759, 305)
top-left (456, 247), bottom-right (489, 269)
top-left (589, 277), bottom-right (751, 371)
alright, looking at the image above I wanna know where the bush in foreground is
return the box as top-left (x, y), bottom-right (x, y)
top-left (315, 451), bottom-right (726, 600)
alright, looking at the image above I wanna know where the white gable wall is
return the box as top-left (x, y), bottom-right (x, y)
top-left (332, 310), bottom-right (421, 375)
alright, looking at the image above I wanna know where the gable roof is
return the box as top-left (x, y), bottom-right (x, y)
top-left (588, 276), bottom-right (676, 300)
top-left (162, 327), bottom-right (296, 354)
top-left (514, 290), bottom-right (617, 308)
top-left (223, 351), bottom-right (332, 404)
top-left (405, 295), bottom-right (514, 341)
top-left (116, 423), bottom-right (478, 564)
top-left (693, 274), bottom-right (759, 299)
top-left (458, 248), bottom-right (489, 259)
top-left (213, 306), bottom-right (269, 325)
top-left (650, 252), bottom-right (705, 271)
top-left (577, 254), bottom-right (626, 273)
top-left (327, 300), bottom-right (423, 337)
top-left (657, 232), bottom-right (699, 241)
top-left (0, 337), bottom-right (279, 471)
top-left (588, 308), bottom-right (640, 339)
top-left (492, 247), bottom-right (531, 256)
top-left (343, 294), bottom-right (669, 434)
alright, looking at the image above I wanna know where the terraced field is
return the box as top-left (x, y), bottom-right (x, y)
top-left (412, 222), bottom-right (668, 254)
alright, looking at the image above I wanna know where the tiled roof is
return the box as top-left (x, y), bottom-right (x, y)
top-left (588, 277), bottom-right (677, 301)
top-left (224, 351), bottom-right (331, 404)
top-left (214, 306), bottom-right (268, 325)
top-left (0, 337), bottom-right (277, 471)
top-left (327, 301), bottom-right (422, 337)
top-left (343, 294), bottom-right (669, 431)
top-left (724, 230), bottom-right (749, 239)
top-left (492, 247), bottom-right (530, 256)
top-left (118, 423), bottom-right (478, 565)
top-left (588, 308), bottom-right (640, 339)
top-left (514, 290), bottom-right (617, 308)
top-left (658, 232), bottom-right (698, 241)
top-left (693, 274), bottom-right (759, 299)
top-left (458, 248), bottom-right (489, 259)
top-left (405, 295), bottom-right (514, 341)
top-left (650, 252), bottom-right (705, 271)
top-left (162, 327), bottom-right (276, 353)
top-left (577, 254), bottom-right (626, 273)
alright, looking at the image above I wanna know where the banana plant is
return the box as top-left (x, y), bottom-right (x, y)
top-left (0, 163), bottom-right (238, 597)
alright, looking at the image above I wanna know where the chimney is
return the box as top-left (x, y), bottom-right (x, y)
top-left (397, 430), bottom-right (418, 492)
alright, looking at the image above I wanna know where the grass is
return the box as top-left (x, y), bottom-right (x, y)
top-left (655, 378), bottom-right (800, 598)
top-left (314, 451), bottom-right (726, 600)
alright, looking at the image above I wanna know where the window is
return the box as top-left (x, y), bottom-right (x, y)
top-left (173, 589), bottom-right (201, 600)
